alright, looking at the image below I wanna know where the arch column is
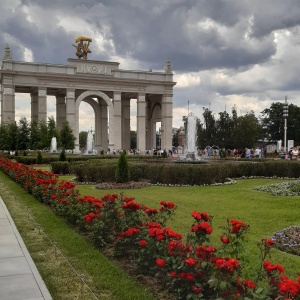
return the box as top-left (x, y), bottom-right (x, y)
top-left (161, 93), bottom-right (173, 151)
top-left (1, 85), bottom-right (15, 123)
top-left (122, 96), bottom-right (131, 150)
top-left (56, 94), bottom-right (66, 130)
top-left (100, 103), bottom-right (108, 151)
top-left (137, 93), bottom-right (146, 151)
top-left (31, 92), bottom-right (38, 122)
top-left (66, 89), bottom-right (78, 152)
top-left (38, 87), bottom-right (47, 123)
top-left (113, 91), bottom-right (122, 150)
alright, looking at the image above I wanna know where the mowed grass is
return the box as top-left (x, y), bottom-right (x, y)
top-left (73, 178), bottom-right (300, 279)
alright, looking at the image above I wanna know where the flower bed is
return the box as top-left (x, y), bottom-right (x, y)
top-left (0, 157), bottom-right (299, 299)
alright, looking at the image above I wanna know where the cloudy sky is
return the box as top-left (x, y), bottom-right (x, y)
top-left (1, 0), bottom-right (300, 131)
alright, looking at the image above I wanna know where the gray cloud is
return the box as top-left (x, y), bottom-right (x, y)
top-left (2, 0), bottom-right (300, 128)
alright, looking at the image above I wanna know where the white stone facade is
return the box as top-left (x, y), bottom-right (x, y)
top-left (0, 48), bottom-right (176, 153)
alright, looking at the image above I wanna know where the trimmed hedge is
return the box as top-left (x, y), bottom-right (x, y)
top-left (69, 160), bottom-right (300, 185)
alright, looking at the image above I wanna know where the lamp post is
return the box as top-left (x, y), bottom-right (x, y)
top-left (283, 96), bottom-right (288, 153)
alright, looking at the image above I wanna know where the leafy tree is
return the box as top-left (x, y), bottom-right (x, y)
top-left (260, 102), bottom-right (284, 143)
top-left (29, 119), bottom-right (39, 150)
top-left (130, 130), bottom-right (137, 149)
top-left (215, 111), bottom-right (234, 149)
top-left (115, 150), bottom-right (130, 183)
top-left (172, 129), bottom-right (179, 147)
top-left (60, 121), bottom-right (76, 150)
top-left (18, 117), bottom-right (30, 150)
top-left (7, 122), bottom-right (19, 151)
top-left (79, 131), bottom-right (88, 150)
top-left (231, 111), bottom-right (260, 148)
top-left (0, 123), bottom-right (9, 150)
top-left (47, 116), bottom-right (60, 148)
top-left (38, 120), bottom-right (49, 150)
top-left (202, 108), bottom-right (216, 146)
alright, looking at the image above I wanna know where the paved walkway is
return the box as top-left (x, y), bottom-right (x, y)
top-left (0, 197), bottom-right (52, 300)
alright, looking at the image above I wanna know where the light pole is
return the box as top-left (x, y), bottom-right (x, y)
top-left (283, 96), bottom-right (288, 153)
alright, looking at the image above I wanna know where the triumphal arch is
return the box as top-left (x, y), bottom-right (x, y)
top-left (0, 41), bottom-right (176, 153)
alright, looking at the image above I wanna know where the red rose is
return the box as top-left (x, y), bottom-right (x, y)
top-left (155, 258), bottom-right (166, 267)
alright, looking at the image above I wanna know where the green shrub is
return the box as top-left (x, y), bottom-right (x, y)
top-left (36, 151), bottom-right (43, 164)
top-left (50, 161), bottom-right (70, 174)
top-left (59, 149), bottom-right (67, 161)
top-left (115, 151), bottom-right (130, 183)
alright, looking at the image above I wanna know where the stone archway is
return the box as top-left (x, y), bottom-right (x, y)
top-left (75, 91), bottom-right (114, 151)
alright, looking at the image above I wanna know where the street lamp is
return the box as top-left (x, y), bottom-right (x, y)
top-left (283, 96), bottom-right (288, 152)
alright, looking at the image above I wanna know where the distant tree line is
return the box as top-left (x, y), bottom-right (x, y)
top-left (0, 116), bottom-right (76, 151)
top-left (172, 102), bottom-right (300, 149)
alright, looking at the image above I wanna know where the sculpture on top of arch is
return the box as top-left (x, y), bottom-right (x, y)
top-left (73, 36), bottom-right (92, 60)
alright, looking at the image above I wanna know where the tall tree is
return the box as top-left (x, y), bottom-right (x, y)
top-left (231, 111), bottom-right (260, 148)
top-left (79, 131), bottom-right (88, 150)
top-left (38, 120), bottom-right (49, 150)
top-left (18, 117), bottom-right (30, 150)
top-left (29, 119), bottom-right (39, 150)
top-left (0, 123), bottom-right (9, 150)
top-left (47, 116), bottom-right (61, 148)
top-left (260, 102), bottom-right (284, 143)
top-left (202, 108), bottom-right (216, 146)
top-left (7, 122), bottom-right (19, 151)
top-left (215, 111), bottom-right (234, 149)
top-left (60, 121), bottom-right (76, 150)
top-left (130, 130), bottom-right (137, 150)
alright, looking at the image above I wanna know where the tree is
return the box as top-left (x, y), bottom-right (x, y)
top-left (60, 121), bottom-right (76, 150)
top-left (231, 111), bottom-right (260, 148)
top-left (215, 111), bottom-right (234, 149)
top-left (18, 117), bottom-right (30, 150)
top-left (260, 102), bottom-right (284, 143)
top-left (79, 131), bottom-right (88, 150)
top-left (29, 119), bottom-right (39, 150)
top-left (172, 129), bottom-right (179, 147)
top-left (115, 150), bottom-right (130, 183)
top-left (7, 122), bottom-right (19, 151)
top-left (47, 116), bottom-right (60, 148)
top-left (202, 108), bottom-right (216, 146)
top-left (59, 148), bottom-right (67, 161)
top-left (38, 120), bottom-right (49, 150)
top-left (130, 130), bottom-right (137, 149)
top-left (0, 123), bottom-right (9, 150)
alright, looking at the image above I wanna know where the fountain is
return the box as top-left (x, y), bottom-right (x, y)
top-left (83, 129), bottom-right (97, 155)
top-left (175, 112), bottom-right (207, 164)
top-left (49, 137), bottom-right (57, 152)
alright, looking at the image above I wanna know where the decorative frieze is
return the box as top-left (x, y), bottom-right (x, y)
top-left (77, 63), bottom-right (112, 75)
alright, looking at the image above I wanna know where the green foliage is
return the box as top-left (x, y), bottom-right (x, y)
top-left (18, 117), bottom-right (30, 150)
top-left (130, 130), bottom-right (137, 149)
top-left (60, 121), bottom-right (76, 150)
top-left (59, 148), bottom-right (67, 161)
top-left (79, 131), bottom-right (87, 150)
top-left (50, 161), bottom-right (70, 174)
top-left (36, 151), bottom-right (43, 164)
top-left (115, 151), bottom-right (130, 183)
top-left (29, 119), bottom-right (39, 150)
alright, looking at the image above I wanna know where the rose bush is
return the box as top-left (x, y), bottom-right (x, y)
top-left (0, 157), bottom-right (299, 299)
